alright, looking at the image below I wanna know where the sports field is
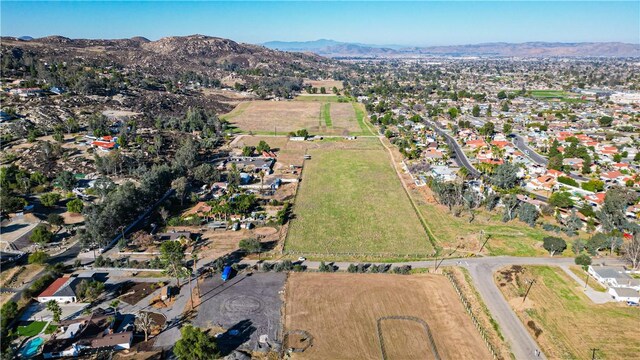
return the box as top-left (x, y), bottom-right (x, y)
top-left (284, 273), bottom-right (492, 360)
top-left (497, 266), bottom-right (640, 359)
top-left (223, 100), bottom-right (368, 135)
top-left (286, 139), bottom-right (433, 257)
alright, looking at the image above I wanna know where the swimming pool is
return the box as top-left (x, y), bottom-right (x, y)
top-left (20, 336), bottom-right (43, 358)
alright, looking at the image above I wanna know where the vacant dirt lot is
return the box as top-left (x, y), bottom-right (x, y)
top-left (284, 273), bottom-right (491, 360)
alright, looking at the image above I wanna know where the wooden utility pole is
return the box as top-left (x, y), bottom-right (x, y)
top-left (590, 348), bottom-right (599, 360)
top-left (522, 279), bottom-right (536, 303)
top-left (478, 233), bottom-right (491, 254)
top-left (584, 272), bottom-right (590, 289)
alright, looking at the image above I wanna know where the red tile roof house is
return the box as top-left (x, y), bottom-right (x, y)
top-left (585, 192), bottom-right (606, 207)
top-left (91, 136), bottom-right (119, 151)
top-left (600, 171), bottom-right (626, 184)
top-left (37, 276), bottom-right (79, 304)
top-left (465, 139), bottom-right (487, 149)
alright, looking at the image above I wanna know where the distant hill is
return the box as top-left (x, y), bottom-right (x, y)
top-left (18, 36), bottom-right (33, 41)
top-left (1, 34), bottom-right (336, 77)
top-left (264, 39), bottom-right (640, 58)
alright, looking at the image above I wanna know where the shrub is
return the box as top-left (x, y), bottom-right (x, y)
top-left (347, 264), bottom-right (357, 273)
top-left (66, 198), bottom-right (84, 213)
top-left (575, 254), bottom-right (592, 267)
top-left (40, 192), bottom-right (61, 207)
top-left (28, 250), bottom-right (49, 264)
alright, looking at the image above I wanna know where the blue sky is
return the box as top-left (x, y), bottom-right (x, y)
top-left (1, 1), bottom-right (638, 45)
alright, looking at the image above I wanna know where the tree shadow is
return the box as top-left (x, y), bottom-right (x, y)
top-left (215, 319), bottom-right (256, 356)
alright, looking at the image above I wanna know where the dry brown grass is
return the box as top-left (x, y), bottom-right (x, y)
top-left (226, 101), bottom-right (321, 133)
top-left (284, 273), bottom-right (492, 360)
top-left (328, 102), bottom-right (361, 134)
top-left (304, 79), bottom-right (343, 91)
top-left (497, 266), bottom-right (640, 359)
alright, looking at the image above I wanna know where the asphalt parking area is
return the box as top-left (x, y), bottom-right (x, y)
top-left (194, 272), bottom-right (285, 354)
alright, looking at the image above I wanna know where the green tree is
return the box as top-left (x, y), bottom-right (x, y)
top-left (242, 146), bottom-right (255, 157)
top-left (66, 198), bottom-right (84, 213)
top-left (447, 107), bottom-right (459, 119)
top-left (517, 203), bottom-right (539, 227)
top-left (472, 105), bottom-right (480, 117)
top-left (40, 192), bottom-right (61, 207)
top-left (543, 236), bottom-right (567, 256)
top-left (502, 123), bottom-right (512, 134)
top-left (174, 325), bottom-right (219, 360)
top-left (581, 179), bottom-right (604, 192)
top-left (30, 225), bottom-right (54, 245)
top-left (46, 300), bottom-right (62, 323)
top-left (28, 250), bottom-right (49, 264)
top-left (239, 238), bottom-right (261, 254)
top-left (491, 163), bottom-right (519, 189)
top-left (480, 121), bottom-right (495, 138)
top-left (598, 116), bottom-right (613, 127)
top-left (548, 191), bottom-right (574, 208)
top-left (575, 254), bottom-right (592, 267)
top-left (256, 140), bottom-right (271, 153)
top-left (55, 171), bottom-right (76, 192)
top-left (497, 90), bottom-right (507, 99)
top-left (47, 213), bottom-right (64, 228)
top-left (160, 241), bottom-right (187, 286)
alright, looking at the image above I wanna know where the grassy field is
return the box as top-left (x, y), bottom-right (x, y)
top-left (353, 102), bottom-right (375, 135)
top-left (286, 139), bottom-right (432, 257)
top-left (17, 321), bottom-right (47, 337)
top-left (294, 94), bottom-right (344, 102)
top-left (284, 273), bottom-right (492, 360)
top-left (530, 90), bottom-right (568, 98)
top-left (320, 103), bottom-right (331, 127)
top-left (410, 189), bottom-right (574, 256)
top-left (497, 266), bottom-right (640, 359)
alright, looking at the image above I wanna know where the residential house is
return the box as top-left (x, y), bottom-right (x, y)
top-left (608, 287), bottom-right (640, 303)
top-left (588, 266), bottom-right (640, 290)
top-left (37, 275), bottom-right (97, 304)
top-left (43, 312), bottom-right (133, 359)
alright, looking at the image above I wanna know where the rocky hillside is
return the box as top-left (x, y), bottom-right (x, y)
top-left (1, 34), bottom-right (336, 77)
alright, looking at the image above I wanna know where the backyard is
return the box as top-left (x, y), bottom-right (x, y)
top-left (497, 265), bottom-right (640, 359)
top-left (285, 139), bottom-right (433, 257)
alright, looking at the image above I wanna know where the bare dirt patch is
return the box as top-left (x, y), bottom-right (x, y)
top-left (284, 273), bottom-right (491, 360)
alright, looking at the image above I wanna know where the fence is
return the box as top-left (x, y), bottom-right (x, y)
top-left (376, 316), bottom-right (441, 360)
top-left (443, 270), bottom-right (500, 360)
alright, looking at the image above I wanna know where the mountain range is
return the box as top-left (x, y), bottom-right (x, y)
top-left (263, 39), bottom-right (640, 58)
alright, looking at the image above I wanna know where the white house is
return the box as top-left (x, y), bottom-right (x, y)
top-left (588, 266), bottom-right (640, 290)
top-left (37, 277), bottom-right (79, 303)
top-left (608, 287), bottom-right (640, 303)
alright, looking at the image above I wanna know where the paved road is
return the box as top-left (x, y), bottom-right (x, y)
top-left (512, 135), bottom-right (588, 182)
top-left (513, 135), bottom-right (548, 166)
top-left (424, 120), bottom-right (481, 177)
top-left (242, 256), bottom-right (623, 360)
